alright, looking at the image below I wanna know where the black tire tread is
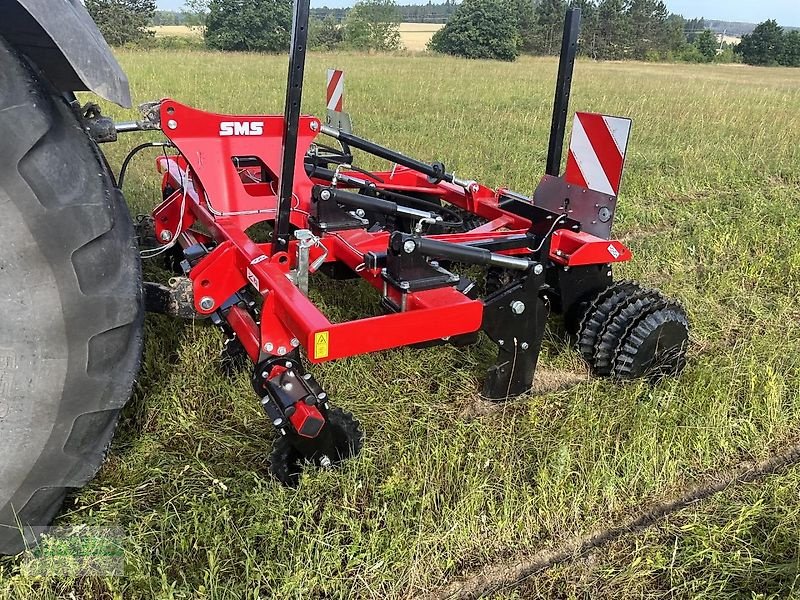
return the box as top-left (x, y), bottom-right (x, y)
top-left (0, 38), bottom-right (143, 555)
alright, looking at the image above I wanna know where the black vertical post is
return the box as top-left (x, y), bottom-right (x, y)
top-left (273, 0), bottom-right (311, 254)
top-left (545, 7), bottom-right (581, 177)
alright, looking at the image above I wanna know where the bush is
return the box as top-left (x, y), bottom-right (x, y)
top-left (693, 29), bottom-right (718, 62)
top-left (310, 16), bottom-right (345, 51)
top-left (428, 0), bottom-right (520, 62)
top-left (343, 0), bottom-right (401, 51)
top-left (676, 44), bottom-right (706, 63)
top-left (205, 0), bottom-right (292, 53)
top-left (644, 49), bottom-right (661, 62)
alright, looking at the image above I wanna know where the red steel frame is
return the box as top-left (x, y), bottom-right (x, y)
top-left (151, 100), bottom-right (632, 365)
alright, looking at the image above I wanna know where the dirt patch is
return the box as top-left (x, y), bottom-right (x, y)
top-left (459, 367), bottom-right (588, 418)
top-left (421, 439), bottom-right (800, 600)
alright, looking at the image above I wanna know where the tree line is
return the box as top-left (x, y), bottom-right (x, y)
top-left (89, 0), bottom-right (798, 68)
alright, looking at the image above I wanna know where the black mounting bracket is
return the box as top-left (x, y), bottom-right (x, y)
top-left (481, 268), bottom-right (550, 400)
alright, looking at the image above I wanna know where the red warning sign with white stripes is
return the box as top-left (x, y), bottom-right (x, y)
top-left (326, 69), bottom-right (344, 112)
top-left (564, 112), bottom-right (632, 197)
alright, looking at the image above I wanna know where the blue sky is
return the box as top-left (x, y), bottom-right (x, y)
top-left (156, 0), bottom-right (799, 27)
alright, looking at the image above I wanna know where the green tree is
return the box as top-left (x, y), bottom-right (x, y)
top-left (428, 0), bottom-right (520, 61)
top-left (515, 0), bottom-right (537, 53)
top-left (528, 0), bottom-right (567, 55)
top-left (626, 0), bottom-right (670, 60)
top-left (86, 0), bottom-right (156, 46)
top-left (781, 30), bottom-right (800, 67)
top-left (343, 0), bottom-right (401, 51)
top-left (310, 15), bottom-right (345, 51)
top-left (737, 20), bottom-right (785, 66)
top-left (205, 0), bottom-right (292, 52)
top-left (694, 29), bottom-right (717, 62)
top-left (183, 0), bottom-right (209, 29)
top-left (595, 0), bottom-right (630, 60)
top-left (572, 0), bottom-right (600, 58)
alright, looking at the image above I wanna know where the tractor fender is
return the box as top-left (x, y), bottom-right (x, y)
top-left (0, 0), bottom-right (131, 107)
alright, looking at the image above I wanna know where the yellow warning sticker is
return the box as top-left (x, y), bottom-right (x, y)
top-left (314, 331), bottom-right (330, 359)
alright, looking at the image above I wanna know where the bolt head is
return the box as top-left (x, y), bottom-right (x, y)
top-left (310, 121), bottom-right (319, 131)
top-left (320, 189), bottom-right (331, 201)
top-left (318, 392), bottom-right (327, 400)
top-left (273, 418), bottom-right (283, 427)
top-left (285, 361), bottom-right (294, 369)
top-left (403, 240), bottom-right (416, 254)
top-left (160, 230), bottom-right (172, 242)
top-left (167, 119), bottom-right (178, 130)
top-left (290, 337), bottom-right (300, 347)
top-left (498, 339), bottom-right (505, 346)
top-left (199, 296), bottom-right (215, 311)
top-left (264, 342), bottom-right (274, 353)
top-left (533, 264), bottom-right (544, 275)
top-left (277, 346), bottom-right (287, 355)
top-left (521, 342), bottom-right (529, 350)
top-left (511, 300), bottom-right (526, 315)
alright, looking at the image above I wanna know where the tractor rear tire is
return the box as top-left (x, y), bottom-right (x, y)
top-left (0, 39), bottom-right (143, 555)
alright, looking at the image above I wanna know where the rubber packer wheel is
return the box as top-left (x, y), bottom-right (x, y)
top-left (577, 280), bottom-right (640, 364)
top-left (270, 408), bottom-right (364, 487)
top-left (0, 39), bottom-right (143, 555)
top-left (614, 306), bottom-right (690, 380)
top-left (592, 289), bottom-right (668, 376)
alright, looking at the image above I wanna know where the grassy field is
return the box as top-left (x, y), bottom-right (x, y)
top-left (1, 51), bottom-right (800, 598)
top-left (150, 23), bottom-right (444, 50)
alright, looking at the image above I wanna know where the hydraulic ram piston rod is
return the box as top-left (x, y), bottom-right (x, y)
top-left (320, 125), bottom-right (474, 190)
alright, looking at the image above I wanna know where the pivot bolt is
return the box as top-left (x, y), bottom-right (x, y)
top-left (320, 189), bottom-right (331, 201)
top-left (403, 240), bottom-right (416, 254)
top-left (533, 264), bottom-right (544, 275)
top-left (199, 296), bottom-right (215, 311)
top-left (310, 121), bottom-right (319, 132)
top-left (264, 342), bottom-right (274, 353)
top-left (511, 300), bottom-right (526, 314)
top-left (160, 230), bottom-right (172, 242)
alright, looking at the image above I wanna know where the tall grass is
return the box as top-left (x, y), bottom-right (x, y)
top-left (1, 52), bottom-right (799, 598)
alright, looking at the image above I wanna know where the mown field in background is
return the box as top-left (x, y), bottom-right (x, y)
top-left (150, 23), bottom-right (444, 50)
top-left (2, 52), bottom-right (800, 598)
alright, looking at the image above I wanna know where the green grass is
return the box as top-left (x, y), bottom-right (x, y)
top-left (2, 51), bottom-right (800, 598)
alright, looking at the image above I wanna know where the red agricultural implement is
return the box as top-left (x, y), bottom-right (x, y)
top-left (121, 7), bottom-right (689, 483)
top-left (0, 2), bottom-right (688, 553)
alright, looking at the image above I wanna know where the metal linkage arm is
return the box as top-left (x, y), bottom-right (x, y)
top-left (313, 185), bottom-right (438, 221)
top-left (320, 125), bottom-right (474, 189)
top-left (391, 232), bottom-right (536, 272)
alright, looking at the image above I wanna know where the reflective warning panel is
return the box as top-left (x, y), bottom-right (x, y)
top-left (565, 112), bottom-right (632, 197)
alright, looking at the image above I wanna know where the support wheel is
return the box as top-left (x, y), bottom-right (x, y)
top-left (577, 280), bottom-right (640, 364)
top-left (614, 306), bottom-right (690, 381)
top-left (577, 281), bottom-right (689, 380)
top-left (269, 408), bottom-right (364, 487)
